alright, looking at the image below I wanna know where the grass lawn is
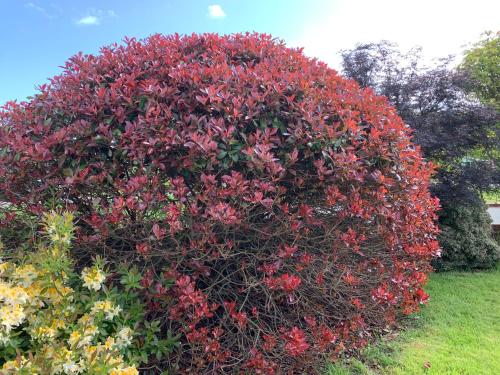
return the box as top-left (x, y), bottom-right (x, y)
top-left (326, 266), bottom-right (500, 375)
top-left (483, 190), bottom-right (500, 204)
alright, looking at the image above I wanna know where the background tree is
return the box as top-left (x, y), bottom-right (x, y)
top-left (461, 31), bottom-right (500, 204)
top-left (461, 31), bottom-right (500, 109)
top-left (341, 41), bottom-right (500, 270)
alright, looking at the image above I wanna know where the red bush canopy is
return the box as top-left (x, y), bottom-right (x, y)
top-left (0, 33), bottom-right (440, 373)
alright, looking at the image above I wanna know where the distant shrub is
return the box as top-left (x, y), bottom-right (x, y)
top-left (434, 203), bottom-right (500, 271)
top-left (0, 33), bottom-right (440, 373)
top-left (0, 212), bottom-right (178, 373)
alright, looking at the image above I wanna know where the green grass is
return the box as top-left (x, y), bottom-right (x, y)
top-left (326, 266), bottom-right (500, 375)
top-left (483, 190), bottom-right (500, 203)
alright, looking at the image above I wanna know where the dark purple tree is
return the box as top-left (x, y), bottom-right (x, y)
top-left (341, 42), bottom-right (499, 269)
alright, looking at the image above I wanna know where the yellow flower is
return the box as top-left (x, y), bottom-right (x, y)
top-left (83, 345), bottom-right (98, 360)
top-left (33, 325), bottom-right (56, 340)
top-left (2, 359), bottom-right (20, 371)
top-left (107, 354), bottom-right (125, 367)
top-left (90, 300), bottom-right (122, 320)
top-left (0, 261), bottom-right (10, 275)
top-left (43, 280), bottom-right (73, 304)
top-left (39, 344), bottom-right (55, 360)
top-left (0, 304), bottom-right (26, 332)
top-left (68, 330), bottom-right (83, 347)
top-left (43, 211), bottom-right (74, 247)
top-left (91, 299), bottom-right (112, 313)
top-left (62, 304), bottom-right (76, 317)
top-left (81, 267), bottom-right (106, 291)
top-left (84, 324), bottom-right (98, 338)
top-left (110, 366), bottom-right (139, 375)
top-left (52, 347), bottom-right (75, 373)
top-left (104, 336), bottom-right (116, 350)
top-left (0, 282), bottom-right (29, 305)
top-left (13, 264), bottom-right (39, 287)
top-left (69, 324), bottom-right (98, 348)
top-left (50, 318), bottom-right (66, 330)
top-left (77, 313), bottom-right (95, 329)
top-left (25, 281), bottom-right (43, 305)
top-left (0, 356), bottom-right (36, 373)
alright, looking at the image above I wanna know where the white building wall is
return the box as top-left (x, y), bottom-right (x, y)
top-left (487, 206), bottom-right (500, 225)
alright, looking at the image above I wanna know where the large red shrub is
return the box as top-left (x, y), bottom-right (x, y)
top-left (0, 33), bottom-right (440, 373)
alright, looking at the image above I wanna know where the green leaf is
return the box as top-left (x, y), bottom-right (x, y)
top-left (139, 96), bottom-right (148, 111)
top-left (217, 151), bottom-right (228, 160)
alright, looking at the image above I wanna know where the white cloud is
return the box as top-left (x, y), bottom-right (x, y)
top-left (75, 9), bottom-right (117, 26)
top-left (76, 15), bottom-right (100, 26)
top-left (208, 4), bottom-right (226, 19)
top-left (25, 2), bottom-right (56, 19)
top-left (26, 2), bottom-right (44, 12)
top-left (291, 0), bottom-right (500, 70)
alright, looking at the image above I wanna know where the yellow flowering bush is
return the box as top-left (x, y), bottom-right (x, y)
top-left (0, 212), bottom-right (178, 374)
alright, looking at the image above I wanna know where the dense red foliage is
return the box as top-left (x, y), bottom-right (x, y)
top-left (0, 33), bottom-right (440, 373)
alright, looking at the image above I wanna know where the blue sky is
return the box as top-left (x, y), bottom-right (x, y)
top-left (1, 0), bottom-right (499, 104)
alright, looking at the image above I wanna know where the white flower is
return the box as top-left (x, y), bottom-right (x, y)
top-left (90, 300), bottom-right (122, 320)
top-left (0, 304), bottom-right (26, 332)
top-left (62, 360), bottom-right (84, 374)
top-left (116, 327), bottom-right (133, 348)
top-left (81, 267), bottom-right (106, 291)
top-left (0, 282), bottom-right (29, 305)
